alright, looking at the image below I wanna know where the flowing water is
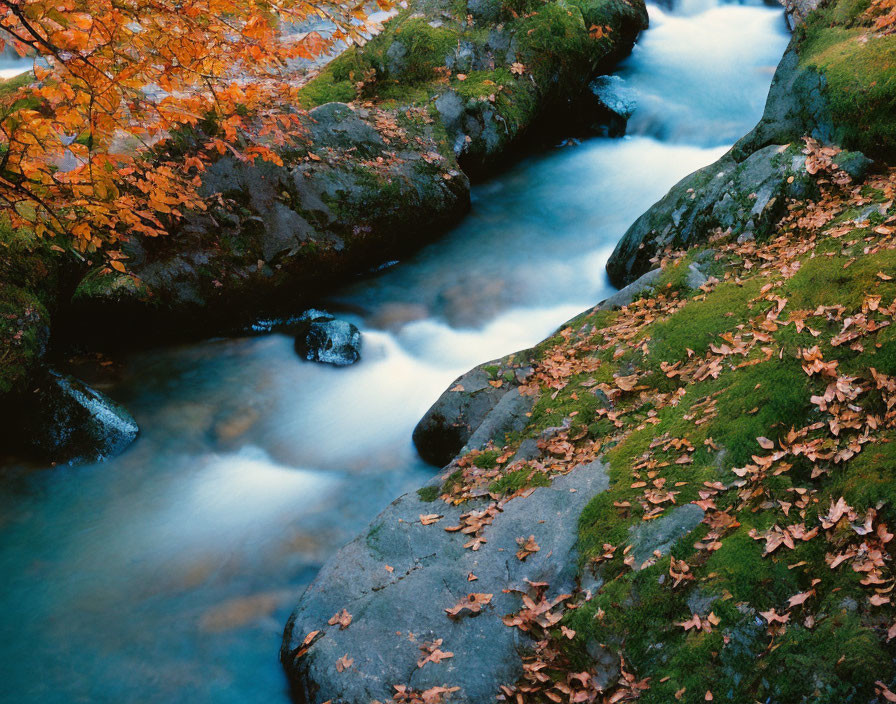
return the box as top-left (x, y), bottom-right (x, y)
top-left (0, 3), bottom-right (789, 702)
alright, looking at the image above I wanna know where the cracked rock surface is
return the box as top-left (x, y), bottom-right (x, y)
top-left (281, 460), bottom-right (610, 703)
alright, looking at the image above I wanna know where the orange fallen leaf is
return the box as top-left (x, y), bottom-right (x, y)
top-left (335, 654), bottom-right (353, 672)
top-left (445, 593), bottom-right (493, 619)
top-left (516, 534), bottom-right (540, 561)
top-left (328, 609), bottom-right (352, 629)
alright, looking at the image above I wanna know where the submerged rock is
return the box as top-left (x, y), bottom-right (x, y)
top-left (24, 370), bottom-right (139, 465)
top-left (281, 459), bottom-right (611, 703)
top-left (294, 310), bottom-right (362, 366)
top-left (587, 75), bottom-right (638, 137)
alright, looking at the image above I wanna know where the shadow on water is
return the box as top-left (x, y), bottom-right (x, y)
top-left (0, 2), bottom-right (788, 702)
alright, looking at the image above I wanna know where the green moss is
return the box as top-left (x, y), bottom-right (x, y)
top-left (865, 324), bottom-right (896, 376)
top-left (473, 449), bottom-right (502, 468)
top-left (73, 269), bottom-right (150, 304)
top-left (442, 468), bottom-right (465, 495)
top-left (482, 364), bottom-right (500, 378)
top-left (527, 373), bottom-right (609, 434)
top-left (646, 278), bottom-right (763, 367)
top-left (704, 524), bottom-right (799, 606)
top-left (707, 359), bottom-right (814, 468)
top-left (764, 614), bottom-right (891, 703)
top-left (516, 2), bottom-right (591, 86)
top-left (490, 467), bottom-right (551, 495)
top-left (384, 17), bottom-right (457, 83)
top-left (830, 435), bottom-right (896, 514)
top-left (0, 218), bottom-right (70, 395)
top-left (297, 13), bottom-right (457, 109)
top-left (784, 250), bottom-right (896, 311)
top-left (417, 485), bottom-right (442, 502)
top-left (296, 68), bottom-right (357, 109)
top-left (0, 284), bottom-right (49, 395)
top-left (799, 23), bottom-right (896, 157)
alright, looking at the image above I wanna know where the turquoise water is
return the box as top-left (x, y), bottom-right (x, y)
top-left (0, 3), bottom-right (789, 702)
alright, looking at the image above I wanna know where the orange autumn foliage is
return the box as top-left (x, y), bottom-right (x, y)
top-left (0, 0), bottom-right (387, 258)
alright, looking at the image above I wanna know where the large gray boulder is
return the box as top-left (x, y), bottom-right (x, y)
top-left (281, 459), bottom-right (611, 703)
top-left (23, 370), bottom-right (139, 465)
top-left (606, 142), bottom-right (815, 286)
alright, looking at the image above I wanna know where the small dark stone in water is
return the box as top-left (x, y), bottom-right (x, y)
top-left (294, 312), bottom-right (361, 366)
top-left (587, 75), bottom-right (638, 138)
top-left (25, 370), bottom-right (139, 465)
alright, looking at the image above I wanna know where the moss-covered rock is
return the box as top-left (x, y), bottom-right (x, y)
top-left (67, 101), bottom-right (471, 341)
top-left (607, 143), bottom-right (816, 286)
top-left (0, 219), bottom-right (72, 397)
top-left (607, 0), bottom-right (894, 287)
top-left (70, 0), bottom-right (645, 340)
top-left (298, 0), bottom-right (648, 172)
top-left (413, 349), bottom-right (536, 466)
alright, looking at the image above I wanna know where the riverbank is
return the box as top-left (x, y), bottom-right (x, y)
top-left (0, 0), bottom-right (647, 464)
top-left (282, 0), bottom-right (896, 699)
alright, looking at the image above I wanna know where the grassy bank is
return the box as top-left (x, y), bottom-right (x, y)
top-left (432, 140), bottom-right (896, 701)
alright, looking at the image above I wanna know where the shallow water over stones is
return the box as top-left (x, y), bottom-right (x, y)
top-left (0, 2), bottom-right (788, 702)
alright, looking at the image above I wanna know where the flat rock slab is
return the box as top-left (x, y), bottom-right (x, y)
top-left (281, 460), bottom-right (610, 703)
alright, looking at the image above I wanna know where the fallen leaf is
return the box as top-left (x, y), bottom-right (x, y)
top-left (516, 535), bottom-right (540, 561)
top-left (756, 436), bottom-right (774, 450)
top-left (445, 593), bottom-right (493, 619)
top-left (328, 609), bottom-right (352, 629)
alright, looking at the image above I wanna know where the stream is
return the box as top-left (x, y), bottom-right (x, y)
top-left (0, 2), bottom-right (788, 702)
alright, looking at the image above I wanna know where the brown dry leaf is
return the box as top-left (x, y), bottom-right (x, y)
top-left (877, 682), bottom-right (896, 703)
top-left (417, 639), bottom-right (455, 668)
top-left (328, 609), bottom-right (352, 629)
top-left (678, 614), bottom-right (702, 631)
top-left (445, 593), bottom-right (493, 619)
top-left (420, 514), bottom-right (443, 526)
top-left (887, 621), bottom-right (896, 642)
top-left (516, 534), bottom-right (541, 561)
top-left (759, 608), bottom-right (790, 625)
top-left (335, 654), bottom-right (354, 672)
top-left (292, 629), bottom-right (321, 660)
top-left (756, 436), bottom-right (775, 450)
top-left (787, 590), bottom-right (815, 608)
top-left (615, 374), bottom-right (639, 391)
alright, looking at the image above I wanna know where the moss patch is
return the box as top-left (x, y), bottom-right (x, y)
top-left (798, 1), bottom-right (896, 158)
